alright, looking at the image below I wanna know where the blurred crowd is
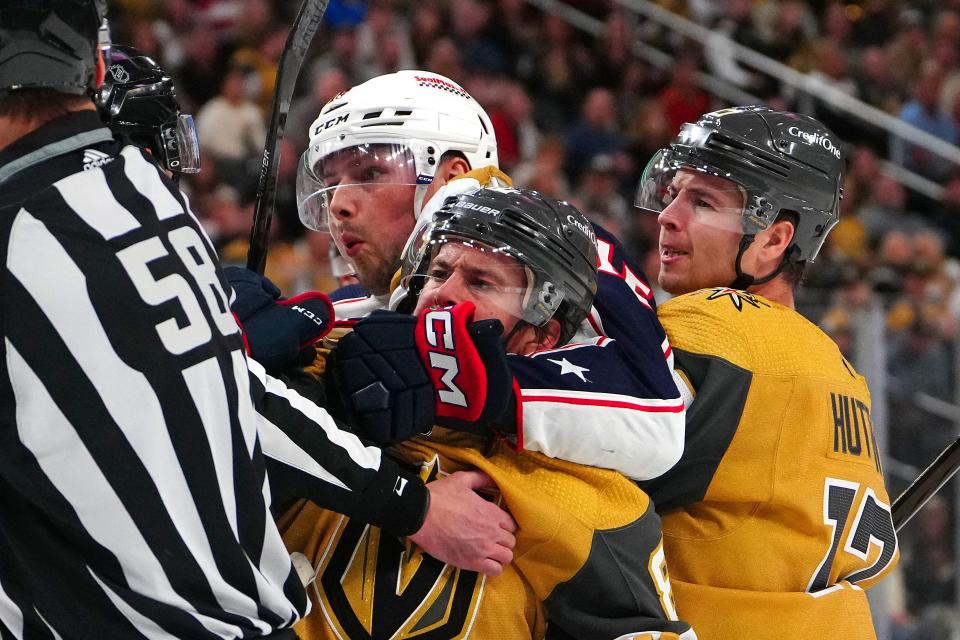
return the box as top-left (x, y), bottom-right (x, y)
top-left (106, 0), bottom-right (960, 634)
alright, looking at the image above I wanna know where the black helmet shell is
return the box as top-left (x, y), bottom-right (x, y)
top-left (0, 0), bottom-right (107, 96)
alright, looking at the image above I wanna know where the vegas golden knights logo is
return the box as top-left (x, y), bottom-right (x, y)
top-left (312, 514), bottom-right (486, 639)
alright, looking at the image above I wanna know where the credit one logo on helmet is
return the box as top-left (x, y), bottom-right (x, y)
top-left (787, 126), bottom-right (841, 159)
top-left (566, 214), bottom-right (596, 242)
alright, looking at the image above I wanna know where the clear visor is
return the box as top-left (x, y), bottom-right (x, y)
top-left (163, 113), bottom-right (200, 174)
top-left (297, 142), bottom-right (424, 232)
top-left (635, 148), bottom-right (750, 234)
top-left (401, 236), bottom-right (565, 330)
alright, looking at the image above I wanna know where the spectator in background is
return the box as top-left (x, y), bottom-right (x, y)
top-left (486, 80), bottom-right (539, 171)
top-left (859, 175), bottom-right (929, 244)
top-left (892, 66), bottom-right (958, 182)
top-left (195, 65), bottom-right (266, 191)
top-left (856, 47), bottom-right (904, 115)
top-left (572, 154), bottom-right (631, 243)
top-left (902, 496), bottom-right (957, 615)
top-left (564, 87), bottom-right (627, 183)
top-left (932, 172), bottom-right (960, 256)
top-left (307, 26), bottom-right (359, 86)
top-left (409, 2), bottom-right (445, 65)
top-left (529, 15), bottom-right (595, 129)
top-left (451, 0), bottom-right (507, 73)
top-left (174, 23), bottom-right (227, 108)
top-left (424, 36), bottom-right (465, 84)
top-left (658, 54), bottom-right (710, 133)
top-left (511, 135), bottom-right (570, 200)
top-left (352, 0), bottom-right (414, 81)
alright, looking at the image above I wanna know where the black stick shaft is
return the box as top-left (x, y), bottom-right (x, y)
top-left (892, 437), bottom-right (960, 532)
top-left (246, 0), bottom-right (329, 274)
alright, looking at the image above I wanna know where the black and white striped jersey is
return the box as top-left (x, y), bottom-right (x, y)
top-left (0, 112), bottom-right (426, 639)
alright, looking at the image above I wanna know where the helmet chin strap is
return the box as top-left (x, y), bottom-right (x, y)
top-left (728, 234), bottom-right (790, 290)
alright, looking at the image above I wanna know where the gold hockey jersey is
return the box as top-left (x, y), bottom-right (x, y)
top-left (279, 428), bottom-right (696, 640)
top-left (644, 288), bottom-right (899, 640)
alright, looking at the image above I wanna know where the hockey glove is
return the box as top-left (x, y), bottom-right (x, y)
top-left (327, 302), bottom-right (516, 445)
top-left (225, 266), bottom-right (333, 373)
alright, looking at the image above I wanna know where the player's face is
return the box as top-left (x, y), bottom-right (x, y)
top-left (413, 242), bottom-right (540, 354)
top-left (657, 169), bottom-right (746, 294)
top-left (324, 147), bottom-right (419, 295)
top-left (323, 148), bottom-right (456, 296)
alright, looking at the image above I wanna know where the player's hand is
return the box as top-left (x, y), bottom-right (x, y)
top-left (326, 303), bottom-right (516, 445)
top-left (415, 302), bottom-right (516, 429)
top-left (225, 266), bottom-right (333, 372)
top-left (408, 470), bottom-right (516, 576)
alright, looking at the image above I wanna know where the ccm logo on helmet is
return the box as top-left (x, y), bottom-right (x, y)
top-left (566, 214), bottom-right (595, 242)
top-left (313, 113), bottom-right (348, 136)
top-left (787, 126), bottom-right (841, 159)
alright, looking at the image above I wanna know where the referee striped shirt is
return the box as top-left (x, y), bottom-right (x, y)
top-left (0, 111), bottom-right (426, 639)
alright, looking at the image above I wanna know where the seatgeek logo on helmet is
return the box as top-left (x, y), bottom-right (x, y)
top-left (787, 126), bottom-right (841, 159)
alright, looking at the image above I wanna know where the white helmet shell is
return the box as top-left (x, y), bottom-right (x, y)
top-left (305, 69), bottom-right (497, 186)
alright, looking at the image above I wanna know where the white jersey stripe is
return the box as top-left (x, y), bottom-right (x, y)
top-left (7, 342), bottom-right (240, 639)
top-left (250, 361), bottom-right (383, 471)
top-left (53, 167), bottom-right (139, 240)
top-left (8, 212), bottom-right (262, 632)
top-left (89, 571), bottom-right (205, 640)
top-left (182, 357), bottom-right (239, 536)
top-left (519, 398), bottom-right (685, 481)
top-left (258, 416), bottom-right (349, 491)
top-left (232, 350), bottom-right (260, 459)
top-left (121, 147), bottom-right (184, 221)
top-left (34, 608), bottom-right (63, 640)
top-left (0, 575), bottom-right (24, 638)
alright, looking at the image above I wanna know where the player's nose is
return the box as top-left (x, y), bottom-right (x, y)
top-left (329, 185), bottom-right (358, 221)
top-left (430, 272), bottom-right (469, 308)
top-left (657, 199), bottom-right (688, 231)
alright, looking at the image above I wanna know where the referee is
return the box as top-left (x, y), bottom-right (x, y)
top-left (0, 3), bottom-right (514, 638)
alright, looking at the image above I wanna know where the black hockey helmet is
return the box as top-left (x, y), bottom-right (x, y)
top-left (0, 0), bottom-right (108, 97)
top-left (636, 106), bottom-right (843, 285)
top-left (402, 187), bottom-right (599, 345)
top-left (95, 45), bottom-right (200, 174)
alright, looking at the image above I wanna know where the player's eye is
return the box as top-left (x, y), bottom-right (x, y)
top-left (360, 166), bottom-right (386, 182)
top-left (426, 266), bottom-right (450, 281)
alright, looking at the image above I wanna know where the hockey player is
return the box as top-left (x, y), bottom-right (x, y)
top-left (279, 188), bottom-right (696, 640)
top-left (282, 70), bottom-right (685, 482)
top-left (635, 106), bottom-right (899, 639)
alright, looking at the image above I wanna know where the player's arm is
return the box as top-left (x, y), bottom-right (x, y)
top-left (503, 224), bottom-right (686, 480)
top-left (506, 336), bottom-right (685, 481)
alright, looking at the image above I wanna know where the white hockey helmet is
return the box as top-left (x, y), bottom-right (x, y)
top-left (296, 70), bottom-right (498, 232)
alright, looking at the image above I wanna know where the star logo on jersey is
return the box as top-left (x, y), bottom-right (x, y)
top-left (705, 287), bottom-right (768, 311)
top-left (548, 357), bottom-right (590, 382)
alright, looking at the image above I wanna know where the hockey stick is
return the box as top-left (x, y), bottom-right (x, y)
top-left (891, 436), bottom-right (960, 532)
top-left (246, 0), bottom-right (329, 274)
